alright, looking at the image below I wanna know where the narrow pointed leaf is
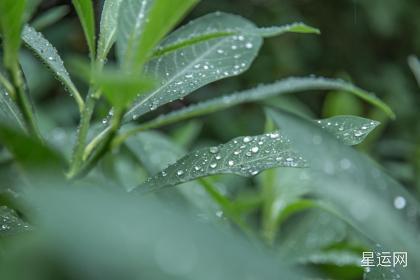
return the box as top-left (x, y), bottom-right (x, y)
top-left (124, 12), bottom-right (264, 121)
top-left (137, 115), bottom-right (379, 191)
top-left (118, 0), bottom-right (198, 71)
top-left (32, 5), bottom-right (70, 30)
top-left (135, 77), bottom-right (391, 130)
top-left (0, 75), bottom-right (26, 131)
top-left (97, 0), bottom-right (124, 61)
top-left (116, 0), bottom-right (153, 63)
top-left (316, 116), bottom-right (379, 145)
top-left (21, 25), bottom-right (84, 109)
top-left (0, 0), bottom-right (27, 70)
top-left (138, 132), bottom-right (304, 192)
top-left (408, 55), bottom-right (420, 87)
top-left (72, 0), bottom-right (96, 57)
top-left (0, 205), bottom-right (30, 236)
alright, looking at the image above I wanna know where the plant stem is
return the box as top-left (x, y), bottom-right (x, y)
top-left (67, 89), bottom-right (98, 179)
top-left (0, 71), bottom-right (15, 99)
top-left (72, 109), bottom-right (123, 179)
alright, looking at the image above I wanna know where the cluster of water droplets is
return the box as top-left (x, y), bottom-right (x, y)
top-left (142, 131), bottom-right (307, 190)
top-left (316, 118), bottom-right (379, 145)
top-left (0, 206), bottom-right (30, 233)
top-left (22, 25), bottom-right (75, 97)
top-left (126, 13), bottom-right (262, 121)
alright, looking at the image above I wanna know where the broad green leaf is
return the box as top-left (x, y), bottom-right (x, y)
top-left (97, 0), bottom-right (124, 62)
top-left (21, 25), bottom-right (84, 110)
top-left (0, 0), bottom-right (27, 70)
top-left (138, 116), bottom-right (379, 191)
top-left (135, 77), bottom-right (391, 130)
top-left (32, 5), bottom-right (70, 30)
top-left (0, 83), bottom-right (26, 132)
top-left (72, 0), bottom-right (96, 58)
top-left (118, 0), bottom-right (198, 71)
top-left (124, 13), bottom-right (320, 122)
top-left (408, 55), bottom-right (420, 87)
top-left (0, 205), bottom-right (30, 235)
top-left (268, 109), bottom-right (420, 279)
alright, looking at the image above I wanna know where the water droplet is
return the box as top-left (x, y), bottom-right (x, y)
top-left (209, 147), bottom-right (219, 154)
top-left (228, 160), bottom-right (234, 166)
top-left (243, 136), bottom-right (252, 143)
top-left (245, 42), bottom-right (253, 49)
top-left (177, 170), bottom-right (184, 176)
top-left (394, 196), bottom-right (406, 209)
top-left (251, 147), bottom-right (259, 153)
top-left (210, 163), bottom-right (217, 169)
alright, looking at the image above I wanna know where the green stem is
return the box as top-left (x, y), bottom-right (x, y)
top-left (67, 89), bottom-right (98, 179)
top-left (72, 108), bottom-right (123, 179)
top-left (0, 71), bottom-right (15, 99)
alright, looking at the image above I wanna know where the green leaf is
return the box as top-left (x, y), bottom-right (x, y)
top-left (96, 70), bottom-right (155, 109)
top-left (316, 116), bottom-right (380, 145)
top-left (0, 0), bottom-right (27, 70)
top-left (138, 132), bottom-right (305, 192)
top-left (135, 77), bottom-right (391, 130)
top-left (31, 5), bottom-right (70, 30)
top-left (137, 115), bottom-right (379, 191)
top-left (21, 25), bottom-right (84, 110)
top-left (0, 205), bottom-right (30, 236)
top-left (0, 81), bottom-right (26, 132)
top-left (70, 60), bottom-right (155, 109)
top-left (408, 55), bottom-right (420, 87)
top-left (97, 0), bottom-right (124, 62)
top-left (117, 0), bottom-right (198, 71)
top-left (72, 0), bottom-right (96, 58)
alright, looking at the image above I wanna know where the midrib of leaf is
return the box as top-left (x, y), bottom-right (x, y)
top-left (152, 31), bottom-right (234, 58)
top-left (152, 23), bottom-right (319, 59)
top-left (124, 36), bottom-right (235, 119)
